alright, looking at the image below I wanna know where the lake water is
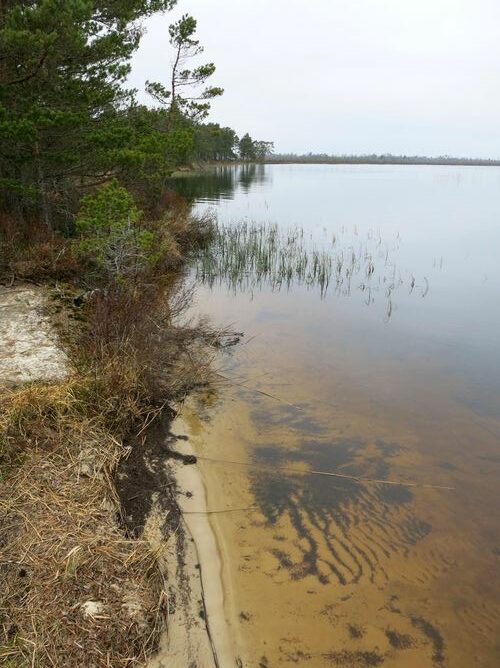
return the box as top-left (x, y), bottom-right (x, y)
top-left (173, 164), bottom-right (500, 667)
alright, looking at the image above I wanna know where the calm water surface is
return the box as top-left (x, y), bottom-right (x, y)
top-left (174, 164), bottom-right (500, 667)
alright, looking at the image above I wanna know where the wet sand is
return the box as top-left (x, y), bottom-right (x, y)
top-left (118, 409), bottom-right (236, 668)
top-left (168, 413), bottom-right (237, 667)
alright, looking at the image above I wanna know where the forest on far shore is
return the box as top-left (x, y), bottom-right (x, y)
top-left (266, 153), bottom-right (500, 166)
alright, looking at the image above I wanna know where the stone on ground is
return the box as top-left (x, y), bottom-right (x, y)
top-left (0, 286), bottom-right (68, 386)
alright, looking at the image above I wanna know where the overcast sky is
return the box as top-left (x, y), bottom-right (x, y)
top-left (129, 0), bottom-right (500, 157)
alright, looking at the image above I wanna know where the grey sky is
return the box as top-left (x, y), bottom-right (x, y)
top-left (129, 0), bottom-right (500, 157)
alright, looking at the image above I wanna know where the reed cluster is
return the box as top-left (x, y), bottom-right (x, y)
top-left (196, 221), bottom-right (427, 317)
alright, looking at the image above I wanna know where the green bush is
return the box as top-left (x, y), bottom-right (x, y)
top-left (75, 180), bottom-right (160, 284)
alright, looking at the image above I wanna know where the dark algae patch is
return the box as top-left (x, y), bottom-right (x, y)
top-left (164, 448), bottom-right (198, 465)
top-left (376, 483), bottom-right (413, 505)
top-left (250, 438), bottom-right (430, 585)
top-left (271, 548), bottom-right (295, 571)
top-left (324, 650), bottom-right (385, 665)
top-left (251, 401), bottom-right (328, 436)
top-left (347, 623), bottom-right (365, 639)
top-left (385, 627), bottom-right (415, 650)
top-left (411, 615), bottom-right (446, 664)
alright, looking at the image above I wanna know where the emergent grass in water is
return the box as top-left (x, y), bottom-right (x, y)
top-left (195, 221), bottom-right (429, 318)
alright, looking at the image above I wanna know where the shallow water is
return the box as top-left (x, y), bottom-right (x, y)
top-left (173, 164), bottom-right (500, 667)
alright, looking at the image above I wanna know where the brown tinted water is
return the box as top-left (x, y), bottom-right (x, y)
top-left (172, 164), bottom-right (500, 667)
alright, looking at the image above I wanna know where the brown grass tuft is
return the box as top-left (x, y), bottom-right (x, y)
top-left (0, 403), bottom-right (165, 667)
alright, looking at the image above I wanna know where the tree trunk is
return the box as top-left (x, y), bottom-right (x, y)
top-left (34, 142), bottom-right (51, 229)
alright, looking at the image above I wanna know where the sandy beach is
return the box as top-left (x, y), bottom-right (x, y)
top-left (145, 408), bottom-right (237, 668)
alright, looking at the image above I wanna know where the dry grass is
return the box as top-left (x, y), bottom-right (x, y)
top-left (0, 287), bottom-right (229, 667)
top-left (0, 382), bottom-right (166, 667)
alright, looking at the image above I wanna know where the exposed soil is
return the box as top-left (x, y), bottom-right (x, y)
top-left (116, 408), bottom-right (181, 538)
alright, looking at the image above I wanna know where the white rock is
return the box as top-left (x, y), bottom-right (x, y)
top-left (0, 286), bottom-right (68, 386)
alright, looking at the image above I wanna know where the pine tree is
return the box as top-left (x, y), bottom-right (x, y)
top-left (0, 0), bottom-right (177, 227)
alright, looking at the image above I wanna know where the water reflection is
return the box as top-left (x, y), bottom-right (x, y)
top-left (238, 163), bottom-right (268, 192)
top-left (170, 163), bottom-right (269, 203)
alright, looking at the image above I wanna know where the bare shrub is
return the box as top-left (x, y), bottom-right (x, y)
top-left (0, 215), bottom-right (79, 283)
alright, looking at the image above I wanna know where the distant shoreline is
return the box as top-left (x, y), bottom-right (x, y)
top-left (171, 158), bottom-right (500, 176)
top-left (265, 156), bottom-right (500, 167)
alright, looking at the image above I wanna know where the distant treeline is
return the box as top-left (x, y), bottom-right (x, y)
top-left (267, 153), bottom-right (500, 166)
top-left (193, 126), bottom-right (274, 162)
